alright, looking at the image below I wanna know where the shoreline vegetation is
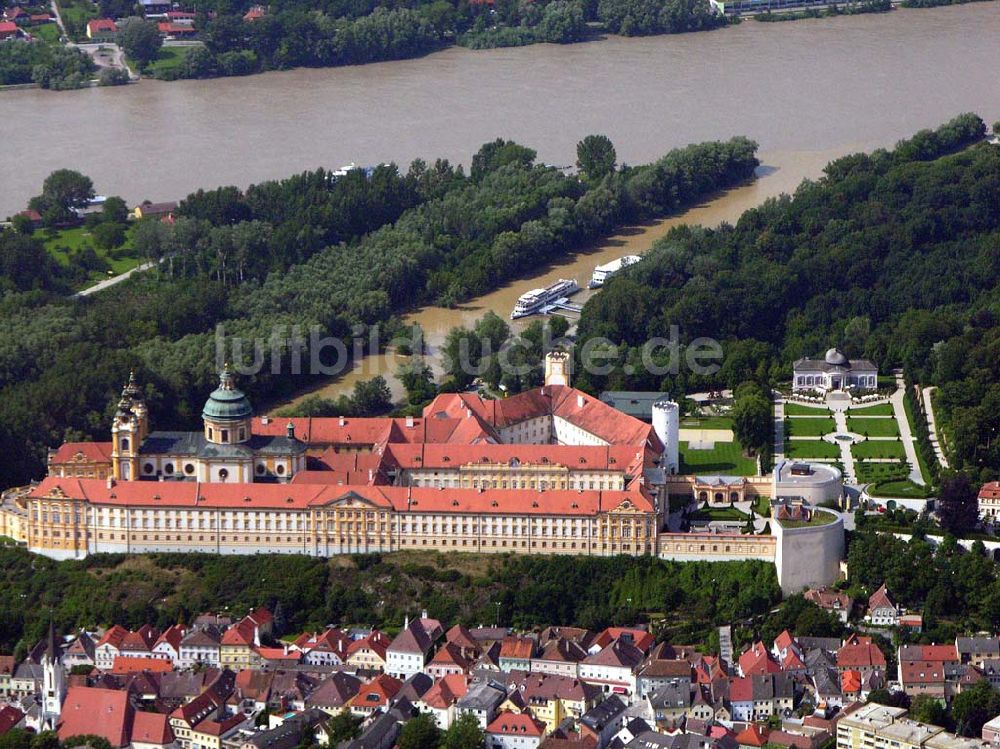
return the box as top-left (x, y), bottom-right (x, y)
top-left (0, 0), bottom-right (994, 90)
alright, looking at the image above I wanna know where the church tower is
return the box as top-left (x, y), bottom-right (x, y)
top-left (41, 622), bottom-right (65, 731)
top-left (202, 364), bottom-right (253, 446)
top-left (111, 372), bottom-right (145, 482)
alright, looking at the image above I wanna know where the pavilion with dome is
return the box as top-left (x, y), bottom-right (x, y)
top-left (109, 366), bottom-right (307, 483)
top-left (791, 348), bottom-right (878, 392)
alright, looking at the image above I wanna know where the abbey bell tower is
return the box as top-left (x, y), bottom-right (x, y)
top-left (111, 371), bottom-right (148, 481)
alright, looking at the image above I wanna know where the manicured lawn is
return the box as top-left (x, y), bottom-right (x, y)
top-left (753, 495), bottom-right (771, 517)
top-left (690, 506), bottom-right (749, 521)
top-left (784, 417), bottom-right (836, 437)
top-left (784, 402), bottom-right (831, 416)
top-left (868, 479), bottom-right (932, 499)
top-left (848, 416), bottom-right (900, 438)
top-left (40, 225), bottom-right (142, 286)
top-left (848, 402), bottom-right (894, 416)
top-left (679, 441), bottom-right (758, 476)
top-left (680, 415), bottom-right (733, 430)
top-left (784, 439), bottom-right (840, 459)
top-left (779, 508), bottom-right (838, 528)
top-left (852, 439), bottom-right (907, 459)
top-left (29, 23), bottom-right (61, 43)
top-left (146, 45), bottom-right (190, 75)
top-left (855, 461), bottom-right (909, 484)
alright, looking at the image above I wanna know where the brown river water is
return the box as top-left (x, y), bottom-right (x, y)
top-left (1, 4), bottom-right (998, 404)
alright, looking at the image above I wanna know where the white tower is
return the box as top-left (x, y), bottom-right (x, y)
top-left (652, 400), bottom-right (680, 474)
top-left (544, 351), bottom-right (571, 387)
top-left (41, 623), bottom-right (65, 730)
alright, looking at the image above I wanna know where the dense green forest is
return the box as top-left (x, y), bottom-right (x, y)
top-left (0, 136), bottom-right (758, 488)
top-left (132, 0), bottom-right (726, 80)
top-left (0, 545), bottom-right (780, 659)
top-left (575, 113), bottom-right (1000, 481)
top-left (0, 41), bottom-right (96, 88)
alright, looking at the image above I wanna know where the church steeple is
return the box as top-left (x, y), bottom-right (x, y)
top-left (111, 371), bottom-right (148, 481)
top-left (41, 621), bottom-right (65, 730)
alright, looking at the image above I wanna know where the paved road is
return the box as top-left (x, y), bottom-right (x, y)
top-left (773, 397), bottom-right (785, 462)
top-left (891, 374), bottom-right (925, 485)
top-left (922, 385), bottom-right (950, 469)
top-left (49, 0), bottom-right (66, 37)
top-left (73, 259), bottom-right (158, 297)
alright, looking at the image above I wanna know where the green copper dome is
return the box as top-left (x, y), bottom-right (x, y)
top-left (202, 367), bottom-right (253, 422)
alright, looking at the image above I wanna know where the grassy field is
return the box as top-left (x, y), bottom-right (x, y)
top-left (784, 439), bottom-right (840, 459)
top-left (784, 417), bottom-right (836, 437)
top-left (848, 402), bottom-right (894, 416)
top-left (145, 46), bottom-right (190, 76)
top-left (56, 0), bottom-right (97, 40)
top-left (753, 495), bottom-right (771, 517)
top-left (868, 479), bottom-right (932, 499)
top-left (40, 225), bottom-right (142, 286)
top-left (855, 460), bottom-right (909, 484)
top-left (852, 439), bottom-right (907, 460)
top-left (679, 441), bottom-right (758, 475)
top-left (690, 506), bottom-right (749, 521)
top-left (779, 508), bottom-right (838, 528)
top-left (849, 416), bottom-right (900, 438)
top-left (29, 22), bottom-right (62, 43)
top-left (680, 415), bottom-right (734, 430)
top-left (783, 402), bottom-right (831, 416)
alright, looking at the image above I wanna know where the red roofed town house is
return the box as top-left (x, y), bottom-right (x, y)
top-left (865, 585), bottom-right (899, 627)
top-left (94, 625), bottom-right (130, 670)
top-left (85, 18), bottom-right (117, 40)
top-left (804, 588), bottom-right (853, 624)
top-left (418, 674), bottom-right (469, 729)
top-left (0, 21), bottom-right (20, 39)
top-left (897, 644), bottom-right (959, 698)
top-left (58, 687), bottom-right (135, 748)
top-left (131, 711), bottom-right (175, 749)
top-left (487, 711), bottom-right (547, 749)
top-left (739, 642), bottom-right (780, 677)
top-left (836, 635), bottom-right (886, 678)
top-left (978, 482), bottom-right (1000, 526)
top-left (348, 674), bottom-right (402, 717)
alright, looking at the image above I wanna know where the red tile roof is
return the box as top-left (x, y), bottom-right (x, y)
top-left (0, 705), bottom-right (24, 734)
top-left (488, 711), bottom-right (546, 737)
top-left (837, 636), bottom-right (886, 670)
top-left (96, 625), bottom-right (129, 650)
top-left (0, 21), bottom-right (19, 34)
top-left (58, 687), bottom-right (134, 748)
top-left (980, 482), bottom-right (1000, 501)
top-left (735, 725), bottom-right (769, 747)
top-left (347, 630), bottom-right (391, 660)
top-left (422, 674), bottom-right (468, 709)
top-left (842, 670), bottom-right (862, 694)
top-left (351, 674), bottom-right (402, 709)
top-left (87, 18), bottom-right (117, 32)
top-left (739, 642), bottom-right (780, 676)
top-left (592, 628), bottom-right (654, 653)
top-left (867, 584), bottom-right (895, 612)
top-left (221, 619), bottom-right (257, 647)
top-left (111, 656), bottom-right (172, 675)
top-left (131, 711), bottom-right (173, 745)
top-left (501, 636), bottom-right (536, 660)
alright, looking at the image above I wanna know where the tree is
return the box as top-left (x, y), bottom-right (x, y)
top-left (398, 358), bottom-right (437, 406)
top-left (953, 680), bottom-right (1000, 737)
top-left (867, 688), bottom-right (910, 709)
top-left (119, 18), bottom-right (163, 69)
top-left (29, 169), bottom-right (94, 223)
top-left (937, 472), bottom-right (979, 535)
top-left (470, 139), bottom-right (536, 181)
top-left (732, 389), bottom-right (772, 455)
top-left (352, 376), bottom-right (393, 416)
top-left (325, 712), bottom-right (363, 744)
top-left (398, 713), bottom-right (442, 749)
top-left (909, 694), bottom-right (950, 728)
top-left (576, 135), bottom-right (617, 181)
top-left (102, 196), bottom-right (129, 224)
top-left (442, 712), bottom-right (487, 749)
top-left (91, 222), bottom-right (127, 250)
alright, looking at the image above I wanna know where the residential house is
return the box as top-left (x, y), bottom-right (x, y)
top-left (94, 625), bottom-right (129, 671)
top-left (957, 637), bottom-right (1000, 668)
top-left (120, 625), bottom-right (159, 658)
top-left (85, 18), bottom-right (117, 41)
top-left (804, 588), bottom-right (853, 624)
top-left (294, 628), bottom-right (351, 666)
top-left (579, 638), bottom-right (644, 696)
top-left (636, 650), bottom-right (693, 699)
top-left (387, 616), bottom-right (441, 679)
top-left (501, 637), bottom-right (538, 673)
top-left (898, 644), bottom-right (959, 699)
top-left (111, 656), bottom-right (172, 676)
top-left (220, 618), bottom-right (260, 671)
top-left (866, 585), bottom-right (900, 627)
top-left (810, 668), bottom-right (843, 709)
top-left (580, 695), bottom-right (628, 749)
top-left (738, 642), bottom-right (780, 677)
top-left (178, 627), bottom-right (222, 670)
top-left (63, 632), bottom-right (96, 669)
top-left (306, 671), bottom-right (361, 715)
top-left (981, 715), bottom-right (1000, 743)
top-left (836, 635), bottom-right (886, 678)
top-left (588, 629), bottom-right (655, 655)
top-left (346, 630), bottom-right (391, 673)
top-left (152, 624), bottom-right (186, 665)
top-left (488, 711), bottom-right (547, 749)
top-left (348, 673), bottom-right (402, 717)
top-left (511, 672), bottom-right (601, 734)
top-left (728, 674), bottom-right (795, 722)
top-left (131, 711), bottom-right (175, 749)
top-left (0, 705), bottom-right (24, 735)
top-left (532, 638), bottom-right (588, 679)
top-left (457, 679), bottom-right (508, 728)
top-left (772, 631), bottom-right (806, 672)
top-left (132, 200), bottom-right (178, 221)
top-left (419, 674), bottom-right (469, 729)
top-left (428, 642), bottom-right (477, 679)
top-left (168, 670), bottom-right (236, 749)
top-left (978, 482), bottom-right (1000, 525)
top-left (647, 680), bottom-right (693, 727)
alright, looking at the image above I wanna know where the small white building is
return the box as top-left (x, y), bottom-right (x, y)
top-left (792, 348), bottom-right (878, 392)
top-left (487, 712), bottom-right (546, 749)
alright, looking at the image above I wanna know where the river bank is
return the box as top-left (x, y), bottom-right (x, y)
top-left (2, 3), bottom-right (999, 219)
top-left (267, 145), bottom-right (853, 409)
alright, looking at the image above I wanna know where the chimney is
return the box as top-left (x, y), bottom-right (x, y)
top-left (339, 416), bottom-right (345, 427)
top-left (261, 415), bottom-right (270, 425)
top-left (286, 422), bottom-right (295, 439)
top-left (577, 395), bottom-right (585, 408)
top-left (368, 469), bottom-right (374, 482)
top-left (106, 477), bottom-right (114, 489)
top-left (406, 415), bottom-right (414, 428)
top-left (422, 609), bottom-right (428, 620)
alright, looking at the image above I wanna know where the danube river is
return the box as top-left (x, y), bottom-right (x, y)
top-left (2, 4), bottom-right (1000, 220)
